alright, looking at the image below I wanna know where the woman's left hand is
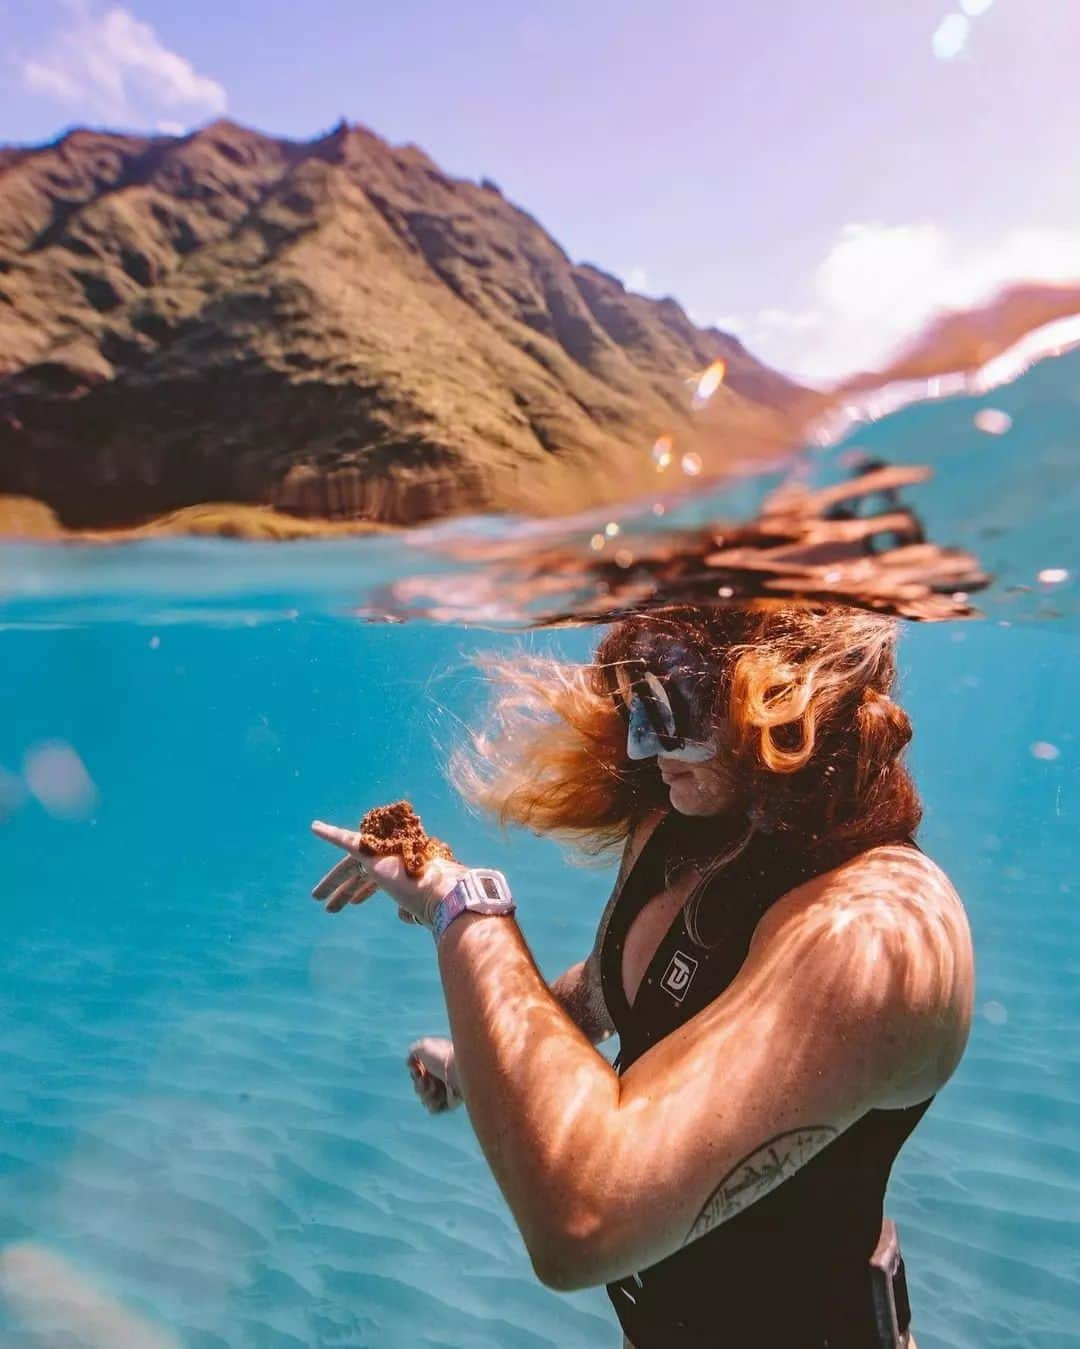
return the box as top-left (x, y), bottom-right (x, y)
top-left (310, 819), bottom-right (468, 928)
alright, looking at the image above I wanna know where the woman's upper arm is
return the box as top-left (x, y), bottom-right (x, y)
top-left (542, 845), bottom-right (973, 1291)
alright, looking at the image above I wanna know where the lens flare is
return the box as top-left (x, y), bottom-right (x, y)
top-left (651, 435), bottom-right (674, 470)
top-left (22, 742), bottom-right (98, 819)
top-left (694, 359), bottom-right (727, 404)
top-left (0, 1244), bottom-right (179, 1349)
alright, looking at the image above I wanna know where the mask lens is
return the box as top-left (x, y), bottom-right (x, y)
top-left (626, 697), bottom-right (663, 760)
top-left (640, 671), bottom-right (678, 739)
top-left (612, 654), bottom-right (717, 762)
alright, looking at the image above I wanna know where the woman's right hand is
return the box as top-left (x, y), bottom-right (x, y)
top-left (406, 1036), bottom-right (465, 1114)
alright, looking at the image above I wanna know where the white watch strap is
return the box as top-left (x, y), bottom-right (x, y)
top-left (431, 871), bottom-right (514, 945)
top-left (431, 883), bottom-right (468, 943)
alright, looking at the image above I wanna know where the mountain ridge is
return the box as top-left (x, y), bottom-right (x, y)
top-left (0, 118), bottom-right (806, 533)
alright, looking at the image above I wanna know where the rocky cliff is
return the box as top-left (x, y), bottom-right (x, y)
top-left (0, 119), bottom-right (805, 531)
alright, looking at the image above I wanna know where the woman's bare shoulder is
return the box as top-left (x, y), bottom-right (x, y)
top-left (756, 840), bottom-right (974, 1101)
top-left (838, 841), bottom-right (966, 923)
top-left (823, 843), bottom-right (972, 982)
top-left (846, 844), bottom-right (973, 1100)
top-left (770, 839), bottom-right (965, 926)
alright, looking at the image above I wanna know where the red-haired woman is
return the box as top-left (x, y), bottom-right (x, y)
top-left (312, 604), bottom-right (974, 1348)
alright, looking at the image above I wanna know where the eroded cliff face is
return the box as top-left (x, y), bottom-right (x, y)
top-left (0, 119), bottom-right (804, 531)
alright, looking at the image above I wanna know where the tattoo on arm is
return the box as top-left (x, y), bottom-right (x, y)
top-left (684, 1126), bottom-right (838, 1243)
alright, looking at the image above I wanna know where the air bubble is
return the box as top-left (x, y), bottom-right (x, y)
top-left (973, 408), bottom-right (1012, 435)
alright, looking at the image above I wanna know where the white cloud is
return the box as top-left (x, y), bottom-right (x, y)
top-left (738, 220), bottom-right (1080, 381)
top-left (625, 265), bottom-right (649, 293)
top-left (20, 4), bottom-right (226, 122)
top-left (932, 13), bottom-right (970, 61)
top-left (22, 58), bottom-right (82, 101)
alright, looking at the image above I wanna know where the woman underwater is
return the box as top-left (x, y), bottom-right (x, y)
top-left (311, 602), bottom-right (974, 1348)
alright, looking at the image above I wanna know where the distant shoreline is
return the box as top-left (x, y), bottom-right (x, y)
top-left (0, 495), bottom-right (395, 542)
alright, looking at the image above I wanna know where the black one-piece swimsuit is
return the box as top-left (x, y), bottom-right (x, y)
top-left (598, 810), bottom-right (931, 1349)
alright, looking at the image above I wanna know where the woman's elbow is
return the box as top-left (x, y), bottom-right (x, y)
top-left (530, 1241), bottom-right (599, 1293)
top-left (528, 1212), bottom-right (610, 1292)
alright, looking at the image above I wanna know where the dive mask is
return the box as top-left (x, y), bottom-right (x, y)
top-left (605, 650), bottom-right (718, 763)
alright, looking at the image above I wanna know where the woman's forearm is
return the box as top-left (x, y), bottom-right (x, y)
top-left (445, 958), bottom-right (609, 1102)
top-left (435, 911), bottom-right (619, 1278)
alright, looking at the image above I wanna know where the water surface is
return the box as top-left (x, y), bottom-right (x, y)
top-left (1, 347), bottom-right (1077, 1347)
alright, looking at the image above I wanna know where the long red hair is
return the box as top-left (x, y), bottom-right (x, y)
top-left (450, 603), bottom-right (921, 938)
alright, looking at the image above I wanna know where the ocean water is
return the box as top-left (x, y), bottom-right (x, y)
top-left (1, 352), bottom-right (1078, 1347)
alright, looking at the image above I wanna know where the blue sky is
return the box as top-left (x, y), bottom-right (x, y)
top-left (3, 0), bottom-right (1078, 377)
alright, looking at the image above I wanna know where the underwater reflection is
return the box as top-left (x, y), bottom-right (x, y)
top-left (373, 460), bottom-right (990, 627)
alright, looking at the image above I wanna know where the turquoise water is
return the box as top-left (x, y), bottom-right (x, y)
top-left (1, 358), bottom-right (1078, 1346)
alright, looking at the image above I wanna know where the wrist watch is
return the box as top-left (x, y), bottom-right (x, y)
top-left (431, 869), bottom-right (516, 945)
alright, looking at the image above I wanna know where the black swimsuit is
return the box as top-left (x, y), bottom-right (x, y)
top-left (599, 810), bottom-right (931, 1348)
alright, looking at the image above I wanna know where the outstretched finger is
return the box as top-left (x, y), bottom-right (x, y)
top-left (311, 820), bottom-right (363, 853)
top-left (312, 855), bottom-right (357, 900)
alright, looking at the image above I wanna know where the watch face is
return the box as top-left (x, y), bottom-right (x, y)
top-left (465, 871), bottom-right (511, 913)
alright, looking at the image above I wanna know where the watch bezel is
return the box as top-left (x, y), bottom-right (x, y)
top-left (458, 868), bottom-right (513, 912)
